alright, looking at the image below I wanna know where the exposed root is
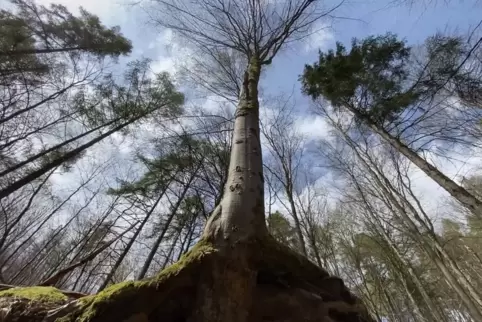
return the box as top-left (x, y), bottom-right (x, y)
top-left (0, 238), bottom-right (373, 322)
top-left (59, 240), bottom-right (215, 322)
top-left (257, 236), bottom-right (364, 306)
top-left (254, 236), bottom-right (372, 322)
top-left (188, 242), bottom-right (256, 322)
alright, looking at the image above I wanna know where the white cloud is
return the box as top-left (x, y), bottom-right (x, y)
top-left (295, 115), bottom-right (330, 140)
top-left (151, 56), bottom-right (177, 75)
top-left (303, 23), bottom-right (335, 52)
top-left (199, 96), bottom-right (235, 115)
top-left (150, 29), bottom-right (196, 76)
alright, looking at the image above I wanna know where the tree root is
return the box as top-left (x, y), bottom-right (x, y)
top-left (0, 238), bottom-right (373, 322)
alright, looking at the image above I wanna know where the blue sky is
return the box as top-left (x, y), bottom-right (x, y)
top-left (265, 0), bottom-right (482, 94)
top-left (31, 0), bottom-right (481, 98)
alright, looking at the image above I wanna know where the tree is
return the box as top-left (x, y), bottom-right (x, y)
top-left (0, 0), bottom-right (132, 59)
top-left (267, 211), bottom-right (299, 249)
top-left (314, 104), bottom-right (482, 320)
top-left (0, 0), bottom-right (373, 321)
top-left (262, 97), bottom-right (309, 256)
top-left (301, 33), bottom-right (482, 218)
top-left (0, 60), bottom-right (184, 199)
top-left (0, 0), bottom-right (132, 132)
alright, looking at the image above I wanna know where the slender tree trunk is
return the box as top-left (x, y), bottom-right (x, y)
top-left (0, 117), bottom-right (129, 199)
top-left (0, 168), bottom-right (54, 252)
top-left (72, 263), bottom-right (90, 292)
top-left (351, 107), bottom-right (482, 217)
top-left (79, 260), bottom-right (104, 293)
top-left (178, 213), bottom-right (197, 261)
top-left (0, 46), bottom-right (101, 57)
top-left (0, 117), bottom-right (119, 178)
top-left (332, 116), bottom-right (482, 320)
top-left (0, 181), bottom-right (94, 269)
top-left (161, 229), bottom-right (182, 269)
top-left (0, 84), bottom-right (75, 126)
top-left (305, 230), bottom-right (323, 268)
top-left (0, 106), bottom-right (165, 199)
top-left (137, 166), bottom-right (201, 279)
top-left (371, 162), bottom-right (482, 319)
top-left (8, 193), bottom-right (109, 283)
top-left (0, 111), bottom-right (75, 152)
top-left (98, 188), bottom-right (168, 291)
top-left (373, 166), bottom-right (482, 320)
top-left (286, 191), bottom-right (308, 256)
top-left (372, 217), bottom-right (447, 321)
top-left (39, 222), bottom-right (137, 287)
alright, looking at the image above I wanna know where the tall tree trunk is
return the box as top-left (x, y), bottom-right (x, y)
top-left (39, 222), bottom-right (137, 287)
top-left (361, 147), bottom-right (482, 320)
top-left (162, 229), bottom-right (182, 269)
top-left (0, 46), bottom-right (106, 57)
top-left (0, 108), bottom-right (160, 200)
top-left (178, 213), bottom-right (198, 261)
top-left (305, 226), bottom-right (323, 268)
top-left (0, 117), bottom-right (120, 178)
top-left (191, 59), bottom-right (266, 322)
top-left (0, 168), bottom-right (54, 252)
top-left (0, 180), bottom-right (94, 269)
top-left (286, 191), bottom-right (308, 256)
top-left (352, 107), bottom-right (482, 218)
top-left (8, 194), bottom-right (110, 283)
top-left (0, 84), bottom-right (75, 126)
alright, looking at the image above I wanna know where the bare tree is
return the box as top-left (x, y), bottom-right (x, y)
top-left (318, 105), bottom-right (482, 320)
top-left (261, 96), bottom-right (308, 256)
top-left (8, 1), bottom-right (373, 321)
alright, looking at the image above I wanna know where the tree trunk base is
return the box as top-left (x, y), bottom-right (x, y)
top-left (0, 238), bottom-right (373, 322)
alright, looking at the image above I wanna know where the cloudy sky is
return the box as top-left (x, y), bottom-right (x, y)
top-left (24, 0), bottom-right (482, 218)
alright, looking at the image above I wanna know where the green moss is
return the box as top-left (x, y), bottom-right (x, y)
top-left (0, 286), bottom-right (67, 303)
top-left (73, 281), bottom-right (148, 322)
top-left (154, 239), bottom-right (215, 281)
top-left (67, 240), bottom-right (216, 322)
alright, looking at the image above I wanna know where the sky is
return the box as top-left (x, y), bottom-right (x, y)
top-left (12, 0), bottom-right (482, 222)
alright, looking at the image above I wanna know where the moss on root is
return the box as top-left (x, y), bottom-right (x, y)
top-left (61, 240), bottom-right (216, 322)
top-left (0, 286), bottom-right (68, 304)
top-left (0, 238), bottom-right (373, 322)
top-left (154, 239), bottom-right (215, 281)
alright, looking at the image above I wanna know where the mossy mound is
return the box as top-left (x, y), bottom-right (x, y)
top-left (0, 287), bottom-right (70, 322)
top-left (60, 240), bottom-right (216, 322)
top-left (0, 238), bottom-right (373, 322)
top-left (0, 286), bottom-right (68, 304)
